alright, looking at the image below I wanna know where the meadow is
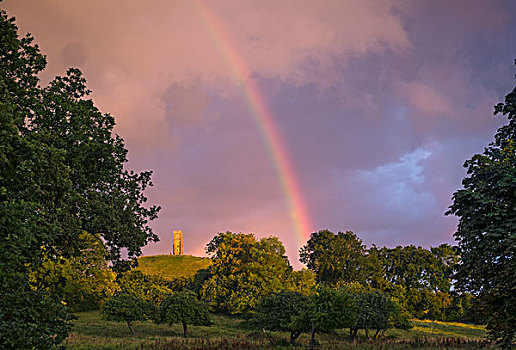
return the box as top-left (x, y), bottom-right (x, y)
top-left (64, 311), bottom-right (496, 350)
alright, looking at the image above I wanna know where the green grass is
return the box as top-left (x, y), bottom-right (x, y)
top-left (409, 320), bottom-right (487, 339)
top-left (135, 254), bottom-right (212, 280)
top-left (64, 311), bottom-right (497, 350)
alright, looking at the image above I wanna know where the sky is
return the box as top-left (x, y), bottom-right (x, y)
top-left (4, 0), bottom-right (516, 269)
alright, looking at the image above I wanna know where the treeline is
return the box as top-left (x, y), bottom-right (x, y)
top-left (41, 230), bottom-right (477, 345)
top-left (33, 230), bottom-right (472, 324)
top-left (300, 230), bottom-right (470, 322)
top-left (174, 231), bottom-right (472, 323)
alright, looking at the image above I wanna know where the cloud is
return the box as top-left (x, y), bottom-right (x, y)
top-left (347, 148), bottom-right (435, 227)
top-left (60, 42), bottom-right (88, 67)
top-left (397, 81), bottom-right (453, 126)
top-left (3, 0), bottom-right (516, 268)
top-left (162, 80), bottom-right (211, 128)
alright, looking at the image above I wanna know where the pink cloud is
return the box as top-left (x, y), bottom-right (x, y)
top-left (397, 81), bottom-right (453, 129)
top-left (3, 0), bottom-right (514, 268)
top-left (4, 0), bottom-right (412, 149)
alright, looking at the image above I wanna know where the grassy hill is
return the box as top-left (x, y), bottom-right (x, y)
top-left (135, 254), bottom-right (211, 280)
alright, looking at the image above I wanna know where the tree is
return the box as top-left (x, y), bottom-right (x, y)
top-left (446, 60), bottom-right (516, 347)
top-left (349, 289), bottom-right (405, 340)
top-left (0, 8), bottom-right (159, 347)
top-left (291, 269), bottom-right (317, 295)
top-left (158, 290), bottom-right (211, 338)
top-left (1, 10), bottom-right (74, 347)
top-left (117, 270), bottom-right (172, 305)
top-left (371, 244), bottom-right (457, 320)
top-left (0, 203), bottom-right (75, 349)
top-left (200, 232), bottom-right (295, 314)
top-left (306, 285), bottom-right (356, 349)
top-left (101, 292), bottom-right (154, 336)
top-left (29, 232), bottom-right (118, 311)
top-left (299, 230), bottom-right (373, 285)
top-left (250, 291), bottom-right (311, 345)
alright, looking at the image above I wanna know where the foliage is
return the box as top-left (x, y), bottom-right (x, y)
top-left (300, 230), bottom-right (373, 285)
top-left (200, 232), bottom-right (295, 314)
top-left (444, 293), bottom-right (475, 323)
top-left (250, 291), bottom-right (311, 344)
top-left (101, 292), bottom-right (154, 336)
top-left (291, 268), bottom-right (317, 295)
top-left (446, 60), bottom-right (516, 347)
top-left (307, 285), bottom-right (355, 347)
top-left (30, 232), bottom-right (118, 311)
top-left (349, 289), bottom-right (409, 339)
top-left (168, 268), bottom-right (211, 295)
top-left (371, 244), bottom-right (458, 320)
top-left (300, 230), bottom-right (459, 322)
top-left (373, 245), bottom-right (456, 295)
top-left (0, 8), bottom-right (159, 347)
top-left (318, 283), bottom-right (410, 339)
top-left (118, 270), bottom-right (172, 305)
top-left (0, 10), bottom-right (72, 347)
top-left (0, 202), bottom-right (75, 349)
top-left (158, 290), bottom-right (211, 337)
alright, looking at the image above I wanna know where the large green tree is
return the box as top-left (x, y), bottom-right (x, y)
top-left (30, 232), bottom-right (118, 311)
top-left (158, 290), bottom-right (211, 338)
top-left (299, 230), bottom-right (373, 285)
top-left (117, 270), bottom-right (172, 305)
top-left (0, 8), bottom-right (159, 348)
top-left (102, 292), bottom-right (154, 336)
top-left (250, 291), bottom-right (311, 345)
top-left (348, 289), bottom-right (405, 340)
top-left (200, 232), bottom-right (295, 314)
top-left (307, 285), bottom-right (355, 349)
top-left (370, 244), bottom-right (458, 320)
top-left (446, 61), bottom-right (516, 347)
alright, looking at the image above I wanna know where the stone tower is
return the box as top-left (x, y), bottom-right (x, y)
top-left (172, 230), bottom-right (184, 255)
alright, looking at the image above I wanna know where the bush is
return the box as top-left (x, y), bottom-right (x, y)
top-left (250, 291), bottom-right (311, 344)
top-left (158, 290), bottom-right (211, 337)
top-left (101, 292), bottom-right (155, 336)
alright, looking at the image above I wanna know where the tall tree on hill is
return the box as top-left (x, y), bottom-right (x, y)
top-left (0, 8), bottom-right (160, 348)
top-left (446, 60), bottom-right (516, 347)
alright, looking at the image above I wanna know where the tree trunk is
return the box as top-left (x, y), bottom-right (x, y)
top-left (374, 329), bottom-right (381, 340)
top-left (365, 326), bottom-right (370, 340)
top-left (290, 331), bottom-right (301, 345)
top-left (126, 320), bottom-right (135, 336)
top-left (182, 321), bottom-right (188, 338)
top-left (309, 321), bottom-right (316, 350)
top-left (352, 328), bottom-right (358, 340)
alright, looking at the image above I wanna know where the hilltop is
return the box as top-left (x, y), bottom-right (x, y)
top-left (135, 254), bottom-right (211, 280)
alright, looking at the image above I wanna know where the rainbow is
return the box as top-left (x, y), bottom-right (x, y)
top-left (192, 1), bottom-right (313, 246)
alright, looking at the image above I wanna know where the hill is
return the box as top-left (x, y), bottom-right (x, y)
top-left (135, 254), bottom-right (211, 280)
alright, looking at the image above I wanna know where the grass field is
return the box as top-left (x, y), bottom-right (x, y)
top-left (135, 254), bottom-right (212, 280)
top-left (64, 311), bottom-right (497, 350)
